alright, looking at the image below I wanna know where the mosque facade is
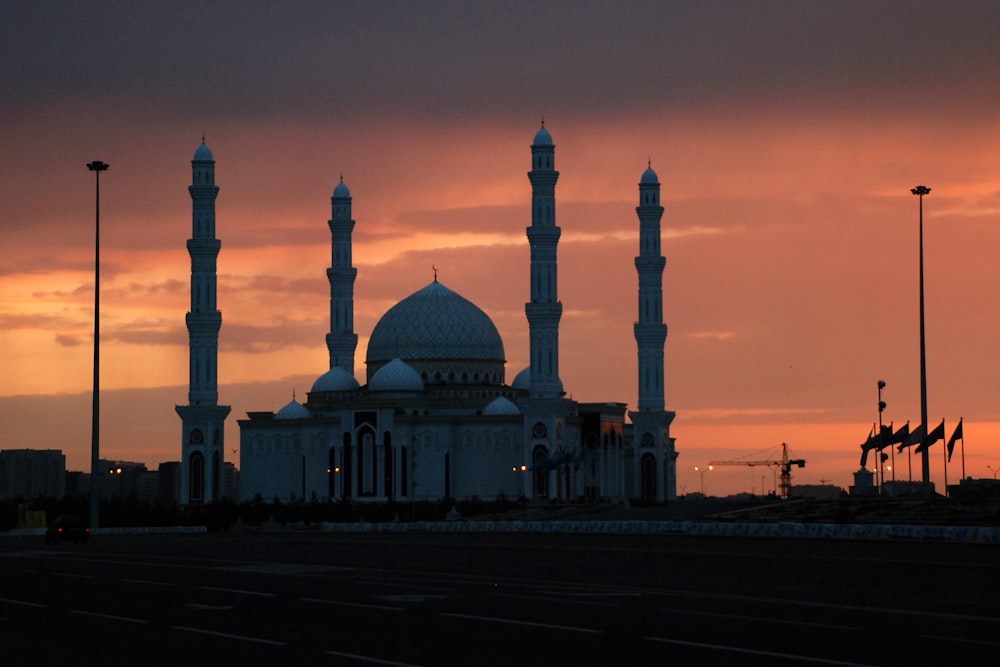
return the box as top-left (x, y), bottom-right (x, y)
top-left (187, 126), bottom-right (677, 505)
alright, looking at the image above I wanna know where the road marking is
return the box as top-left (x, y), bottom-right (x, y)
top-left (173, 625), bottom-right (286, 646)
top-left (302, 597), bottom-right (405, 612)
top-left (53, 572), bottom-right (95, 580)
top-left (374, 594), bottom-right (448, 603)
top-left (70, 609), bottom-right (147, 624)
top-left (661, 589), bottom-right (1000, 626)
top-left (185, 603), bottom-right (235, 611)
top-left (440, 612), bottom-right (602, 635)
top-left (326, 650), bottom-right (424, 666)
top-left (922, 633), bottom-right (1000, 648)
top-left (659, 605), bottom-right (857, 631)
top-left (0, 597), bottom-right (47, 609)
top-left (488, 591), bottom-right (616, 608)
top-left (218, 563), bottom-right (352, 575)
top-left (644, 636), bottom-right (875, 666)
top-left (121, 578), bottom-right (174, 587)
top-left (199, 585), bottom-right (275, 598)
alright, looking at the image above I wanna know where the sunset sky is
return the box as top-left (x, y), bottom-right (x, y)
top-left (3, 1), bottom-right (1000, 497)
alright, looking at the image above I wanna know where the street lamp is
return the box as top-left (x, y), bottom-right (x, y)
top-left (877, 380), bottom-right (887, 489)
top-left (87, 160), bottom-right (108, 531)
top-left (911, 185), bottom-right (931, 491)
top-left (694, 465), bottom-right (712, 496)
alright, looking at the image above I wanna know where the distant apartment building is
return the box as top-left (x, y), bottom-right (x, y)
top-left (158, 461), bottom-right (181, 504)
top-left (0, 449), bottom-right (66, 499)
top-left (97, 459), bottom-right (148, 500)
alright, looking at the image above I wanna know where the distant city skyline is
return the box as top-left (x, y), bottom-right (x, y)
top-left (2, 2), bottom-right (1000, 496)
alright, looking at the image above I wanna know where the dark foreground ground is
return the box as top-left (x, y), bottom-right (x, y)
top-left (475, 495), bottom-right (1000, 526)
top-left (2, 529), bottom-right (998, 666)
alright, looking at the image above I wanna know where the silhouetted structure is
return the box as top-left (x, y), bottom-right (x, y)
top-left (176, 141), bottom-right (231, 504)
top-left (236, 126), bottom-right (678, 503)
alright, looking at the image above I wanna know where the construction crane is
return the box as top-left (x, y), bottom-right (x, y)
top-left (708, 442), bottom-right (806, 499)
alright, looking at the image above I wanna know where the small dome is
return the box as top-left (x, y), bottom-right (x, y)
top-left (333, 179), bottom-right (351, 199)
top-left (533, 125), bottom-right (553, 146)
top-left (510, 366), bottom-right (563, 393)
top-left (640, 165), bottom-right (659, 184)
top-left (275, 399), bottom-right (310, 420)
top-left (311, 367), bottom-right (360, 393)
top-left (483, 396), bottom-right (521, 415)
top-left (369, 358), bottom-right (424, 392)
top-left (511, 367), bottom-right (531, 390)
top-left (193, 142), bottom-right (214, 162)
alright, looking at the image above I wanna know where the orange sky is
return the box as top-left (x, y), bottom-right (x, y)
top-left (3, 3), bottom-right (1000, 496)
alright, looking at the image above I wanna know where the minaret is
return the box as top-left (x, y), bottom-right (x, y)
top-left (525, 122), bottom-right (563, 398)
top-left (635, 163), bottom-right (667, 410)
top-left (629, 163), bottom-right (677, 501)
top-left (326, 177), bottom-right (358, 375)
top-left (176, 140), bottom-right (231, 504)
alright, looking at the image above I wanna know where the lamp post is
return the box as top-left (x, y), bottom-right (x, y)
top-left (911, 185), bottom-right (931, 492)
top-left (694, 465), bottom-right (712, 496)
top-left (87, 160), bottom-right (108, 531)
top-left (877, 380), bottom-right (886, 490)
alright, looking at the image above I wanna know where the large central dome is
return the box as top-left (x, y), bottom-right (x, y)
top-left (366, 281), bottom-right (506, 386)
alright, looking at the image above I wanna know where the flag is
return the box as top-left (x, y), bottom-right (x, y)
top-left (898, 423), bottom-right (924, 453)
top-left (890, 422), bottom-right (909, 447)
top-left (859, 424), bottom-right (877, 467)
top-left (947, 418), bottom-right (963, 462)
top-left (914, 419), bottom-right (945, 454)
top-left (875, 424), bottom-right (894, 450)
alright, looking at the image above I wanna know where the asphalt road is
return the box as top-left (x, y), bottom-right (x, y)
top-left (2, 530), bottom-right (998, 665)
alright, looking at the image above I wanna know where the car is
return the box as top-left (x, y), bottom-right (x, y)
top-left (45, 515), bottom-right (90, 544)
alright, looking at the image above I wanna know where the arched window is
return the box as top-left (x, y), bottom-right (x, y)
top-left (189, 452), bottom-right (204, 503)
top-left (532, 445), bottom-right (549, 498)
top-left (641, 453), bottom-right (656, 501)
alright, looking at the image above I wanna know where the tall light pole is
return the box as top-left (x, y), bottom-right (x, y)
top-left (694, 465), bottom-right (712, 496)
top-left (911, 185), bottom-right (931, 492)
top-left (877, 380), bottom-right (886, 489)
top-left (87, 160), bottom-right (108, 531)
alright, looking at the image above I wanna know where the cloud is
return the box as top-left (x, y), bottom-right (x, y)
top-left (54, 333), bottom-right (85, 347)
top-left (691, 332), bottom-right (736, 341)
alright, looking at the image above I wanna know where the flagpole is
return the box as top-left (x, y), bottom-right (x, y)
top-left (907, 442), bottom-right (912, 483)
top-left (960, 419), bottom-right (966, 480)
top-left (942, 418), bottom-right (948, 497)
top-left (911, 185), bottom-right (932, 495)
top-left (877, 381), bottom-right (886, 492)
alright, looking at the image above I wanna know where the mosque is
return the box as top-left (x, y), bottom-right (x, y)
top-left (177, 126), bottom-right (677, 506)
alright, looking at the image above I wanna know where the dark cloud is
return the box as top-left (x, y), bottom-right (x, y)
top-left (3, 1), bottom-right (998, 124)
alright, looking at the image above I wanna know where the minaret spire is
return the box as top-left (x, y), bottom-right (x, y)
top-left (525, 122), bottom-right (562, 398)
top-left (326, 177), bottom-right (358, 375)
top-left (629, 161), bottom-right (677, 502)
top-left (635, 162), bottom-right (667, 411)
top-left (176, 140), bottom-right (231, 504)
top-left (629, 159), bottom-right (677, 502)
